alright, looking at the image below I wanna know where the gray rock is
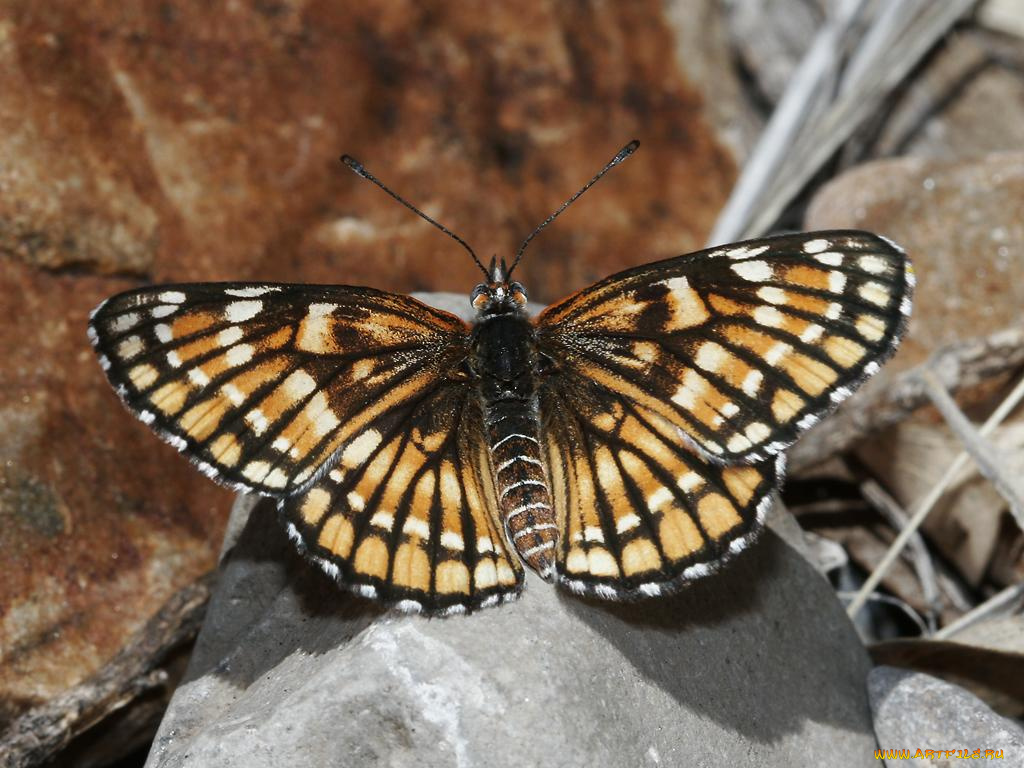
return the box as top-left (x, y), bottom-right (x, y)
top-left (870, 667), bottom-right (1024, 765)
top-left (146, 493), bottom-right (877, 768)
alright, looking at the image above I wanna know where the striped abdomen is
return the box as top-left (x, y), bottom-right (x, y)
top-left (485, 400), bottom-right (557, 579)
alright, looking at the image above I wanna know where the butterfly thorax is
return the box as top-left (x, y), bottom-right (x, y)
top-left (470, 280), bottom-right (557, 581)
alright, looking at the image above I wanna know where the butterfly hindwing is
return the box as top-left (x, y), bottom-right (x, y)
top-left (280, 382), bottom-right (523, 614)
top-left (537, 230), bottom-right (913, 464)
top-left (88, 283), bottom-right (470, 496)
top-left (540, 367), bottom-right (780, 597)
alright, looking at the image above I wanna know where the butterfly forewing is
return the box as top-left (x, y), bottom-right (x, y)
top-left (541, 368), bottom-right (779, 597)
top-left (280, 382), bottom-right (523, 614)
top-left (537, 230), bottom-right (913, 464)
top-left (89, 283), bottom-right (471, 496)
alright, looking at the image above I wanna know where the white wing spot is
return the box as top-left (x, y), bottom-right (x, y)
top-left (218, 326), bottom-right (244, 346)
top-left (151, 305), bottom-right (177, 318)
top-left (265, 468), bottom-right (289, 488)
top-left (757, 286), bottom-right (787, 305)
top-left (188, 368), bottom-right (210, 386)
top-left (225, 286), bottom-right (280, 298)
top-left (730, 260), bottom-right (773, 282)
top-left (695, 342), bottom-right (729, 373)
top-left (858, 255), bottom-right (887, 274)
top-left (225, 300), bottom-right (263, 322)
top-left (646, 487), bottom-right (673, 513)
top-left (828, 271), bottom-right (847, 293)
top-left (342, 429), bottom-right (383, 468)
top-left (154, 324), bottom-right (173, 343)
top-left (753, 306), bottom-right (785, 328)
top-left (796, 413), bottom-right (819, 429)
top-left (221, 383), bottom-right (246, 406)
top-left (242, 460), bottom-right (271, 483)
top-left (283, 369), bottom-right (317, 400)
top-left (799, 323), bottom-right (825, 343)
top-left (829, 385), bottom-right (853, 403)
top-left (855, 314), bottom-right (885, 341)
top-left (313, 407), bottom-right (340, 438)
top-left (677, 471), bottom-right (704, 492)
top-left (765, 342), bottom-right (791, 366)
top-left (440, 531), bottom-right (465, 551)
top-left (724, 244), bottom-right (771, 260)
top-left (403, 516), bottom-right (430, 538)
top-left (745, 422), bottom-right (771, 444)
top-left (616, 513), bottom-right (642, 533)
top-left (159, 291), bottom-right (186, 304)
top-left (803, 238), bottom-right (829, 254)
top-left (741, 370), bottom-right (763, 396)
top-left (859, 281), bottom-right (889, 306)
top-left (111, 313), bottom-right (141, 333)
top-left (727, 434), bottom-right (753, 452)
top-left (117, 336), bottom-right (144, 359)
top-left (370, 511), bottom-right (395, 531)
top-left (225, 344), bottom-right (254, 367)
top-left (246, 408), bottom-right (270, 435)
top-left (814, 251), bottom-right (843, 267)
top-left (671, 369), bottom-right (707, 409)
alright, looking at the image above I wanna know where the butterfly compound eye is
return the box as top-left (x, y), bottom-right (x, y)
top-left (510, 282), bottom-right (528, 306)
top-left (471, 284), bottom-right (490, 310)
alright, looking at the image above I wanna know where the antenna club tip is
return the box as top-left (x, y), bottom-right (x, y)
top-left (340, 154), bottom-right (366, 175)
top-left (614, 139), bottom-right (640, 163)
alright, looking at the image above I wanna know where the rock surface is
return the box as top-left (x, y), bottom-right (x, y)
top-left (146, 486), bottom-right (878, 768)
top-left (870, 666), bottom-right (1024, 763)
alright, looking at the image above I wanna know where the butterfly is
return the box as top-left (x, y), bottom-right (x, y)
top-left (88, 141), bottom-right (913, 616)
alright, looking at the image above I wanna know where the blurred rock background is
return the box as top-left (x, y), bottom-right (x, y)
top-left (1, 1), bottom-right (1022, 766)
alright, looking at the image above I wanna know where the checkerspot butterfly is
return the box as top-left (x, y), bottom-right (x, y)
top-left (89, 141), bottom-right (913, 615)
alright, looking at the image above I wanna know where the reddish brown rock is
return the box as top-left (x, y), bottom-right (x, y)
top-left (0, 261), bottom-right (232, 725)
top-left (1, 1), bottom-right (742, 299)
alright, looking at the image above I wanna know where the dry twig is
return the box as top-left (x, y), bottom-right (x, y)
top-left (847, 372), bottom-right (1024, 619)
top-left (860, 478), bottom-right (941, 633)
top-left (710, 0), bottom-right (978, 244)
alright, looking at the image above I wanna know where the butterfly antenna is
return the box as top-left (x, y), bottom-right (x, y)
top-left (507, 139), bottom-right (639, 277)
top-left (341, 154), bottom-right (489, 279)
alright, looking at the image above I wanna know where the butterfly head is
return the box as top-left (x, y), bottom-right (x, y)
top-left (471, 257), bottom-right (528, 315)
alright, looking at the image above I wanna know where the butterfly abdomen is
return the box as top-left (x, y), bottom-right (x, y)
top-left (473, 313), bottom-right (557, 580)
